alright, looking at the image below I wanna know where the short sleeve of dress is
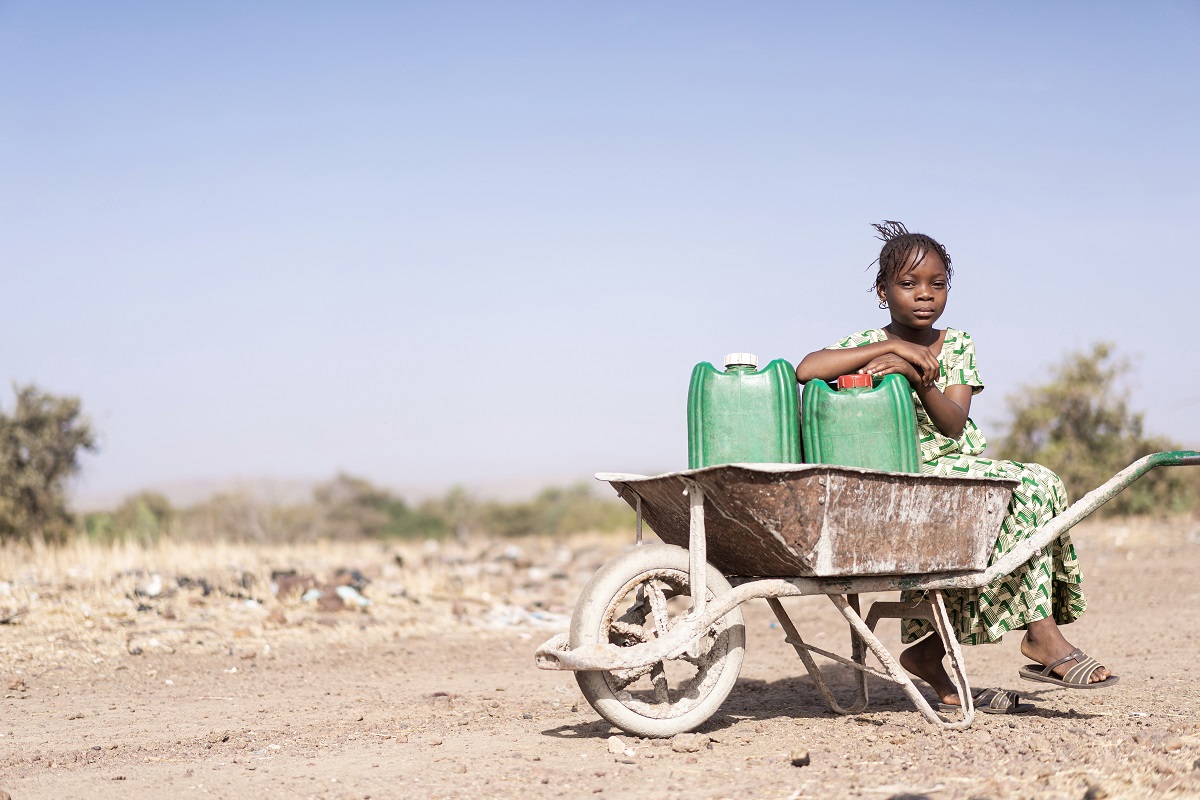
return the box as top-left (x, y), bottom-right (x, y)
top-left (942, 330), bottom-right (984, 395)
top-left (826, 329), bottom-right (886, 350)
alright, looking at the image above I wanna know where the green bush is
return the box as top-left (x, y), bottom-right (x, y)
top-left (996, 343), bottom-right (1197, 515)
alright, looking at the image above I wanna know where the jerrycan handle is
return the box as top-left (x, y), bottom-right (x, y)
top-left (836, 373), bottom-right (873, 390)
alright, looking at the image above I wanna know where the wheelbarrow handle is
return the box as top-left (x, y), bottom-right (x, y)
top-left (968, 450), bottom-right (1200, 587)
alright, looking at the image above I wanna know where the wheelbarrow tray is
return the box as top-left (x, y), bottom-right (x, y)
top-left (599, 463), bottom-right (1017, 578)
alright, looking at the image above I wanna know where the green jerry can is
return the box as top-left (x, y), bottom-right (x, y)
top-left (687, 353), bottom-right (802, 469)
top-left (801, 373), bottom-right (921, 473)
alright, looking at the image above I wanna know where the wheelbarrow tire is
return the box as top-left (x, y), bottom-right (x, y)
top-left (570, 543), bottom-right (745, 738)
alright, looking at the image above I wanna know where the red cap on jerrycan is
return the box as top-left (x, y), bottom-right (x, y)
top-left (837, 373), bottom-right (873, 390)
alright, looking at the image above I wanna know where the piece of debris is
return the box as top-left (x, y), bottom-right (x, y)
top-left (7, 676), bottom-right (25, 692)
top-left (127, 637), bottom-right (175, 656)
top-left (335, 585), bottom-right (371, 608)
top-left (332, 568), bottom-right (369, 590)
top-left (176, 576), bottom-right (213, 596)
top-left (134, 574), bottom-right (164, 598)
top-left (790, 749), bottom-right (811, 767)
top-left (606, 736), bottom-right (627, 756)
top-left (0, 607), bottom-right (28, 625)
top-left (271, 571), bottom-right (317, 599)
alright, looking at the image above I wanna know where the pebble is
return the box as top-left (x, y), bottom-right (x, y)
top-left (670, 733), bottom-right (708, 753)
top-left (426, 737), bottom-right (443, 746)
top-left (606, 736), bottom-right (627, 755)
top-left (790, 749), bottom-right (811, 767)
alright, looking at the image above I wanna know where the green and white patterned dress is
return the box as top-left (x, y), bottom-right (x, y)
top-left (828, 328), bottom-right (1086, 645)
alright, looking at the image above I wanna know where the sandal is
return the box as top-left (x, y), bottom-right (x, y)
top-left (938, 687), bottom-right (1032, 715)
top-left (1018, 648), bottom-right (1120, 689)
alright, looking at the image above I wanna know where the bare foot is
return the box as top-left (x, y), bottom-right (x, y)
top-left (1020, 618), bottom-right (1112, 684)
top-left (899, 634), bottom-right (962, 706)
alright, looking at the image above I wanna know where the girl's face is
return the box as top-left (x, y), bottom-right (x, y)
top-left (879, 249), bottom-right (948, 331)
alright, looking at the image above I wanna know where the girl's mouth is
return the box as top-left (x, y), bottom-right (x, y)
top-left (913, 309), bottom-right (936, 317)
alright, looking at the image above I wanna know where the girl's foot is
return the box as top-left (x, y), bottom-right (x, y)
top-left (1019, 618), bottom-right (1112, 684)
top-left (899, 634), bottom-right (962, 706)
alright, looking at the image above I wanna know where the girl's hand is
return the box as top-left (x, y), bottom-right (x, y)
top-left (888, 340), bottom-right (940, 385)
top-left (861, 353), bottom-right (929, 388)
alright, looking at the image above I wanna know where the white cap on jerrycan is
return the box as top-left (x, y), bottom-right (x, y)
top-left (724, 353), bottom-right (759, 369)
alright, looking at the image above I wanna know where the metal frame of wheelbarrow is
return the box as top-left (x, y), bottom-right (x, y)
top-left (536, 450), bottom-right (1200, 730)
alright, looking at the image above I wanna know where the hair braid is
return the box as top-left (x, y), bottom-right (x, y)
top-left (869, 220), bottom-right (953, 296)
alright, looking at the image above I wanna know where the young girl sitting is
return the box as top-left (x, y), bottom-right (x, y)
top-left (795, 221), bottom-right (1116, 712)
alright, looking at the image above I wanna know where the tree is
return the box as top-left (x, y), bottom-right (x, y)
top-left (0, 384), bottom-right (97, 544)
top-left (312, 473), bottom-right (448, 539)
top-left (998, 343), bottom-right (1196, 515)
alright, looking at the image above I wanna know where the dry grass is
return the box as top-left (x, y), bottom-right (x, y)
top-left (0, 515), bottom-right (1194, 645)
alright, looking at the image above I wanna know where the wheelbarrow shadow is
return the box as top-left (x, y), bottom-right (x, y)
top-left (540, 666), bottom-right (1105, 739)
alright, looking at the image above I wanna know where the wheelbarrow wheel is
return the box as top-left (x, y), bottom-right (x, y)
top-left (570, 543), bottom-right (745, 738)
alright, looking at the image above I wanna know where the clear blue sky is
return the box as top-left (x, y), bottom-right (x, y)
top-left (2, 3), bottom-right (1198, 504)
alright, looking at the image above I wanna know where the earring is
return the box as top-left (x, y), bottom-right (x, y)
top-left (878, 298), bottom-right (888, 309)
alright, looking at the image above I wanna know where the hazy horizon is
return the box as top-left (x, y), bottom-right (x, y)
top-left (5, 3), bottom-right (1198, 508)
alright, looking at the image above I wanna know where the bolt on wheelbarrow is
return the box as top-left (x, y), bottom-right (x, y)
top-left (534, 450), bottom-right (1200, 736)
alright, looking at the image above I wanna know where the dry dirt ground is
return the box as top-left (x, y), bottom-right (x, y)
top-left (1, 517), bottom-right (1199, 800)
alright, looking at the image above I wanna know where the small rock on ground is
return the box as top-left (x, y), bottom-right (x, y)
top-left (670, 733), bottom-right (708, 753)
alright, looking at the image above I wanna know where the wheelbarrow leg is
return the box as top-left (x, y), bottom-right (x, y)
top-left (829, 594), bottom-right (975, 730)
top-left (928, 589), bottom-right (975, 726)
top-left (766, 597), bottom-right (869, 715)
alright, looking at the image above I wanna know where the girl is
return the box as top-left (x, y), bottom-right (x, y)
top-left (795, 221), bottom-right (1116, 712)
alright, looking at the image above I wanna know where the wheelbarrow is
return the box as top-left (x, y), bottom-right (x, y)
top-left (535, 451), bottom-right (1200, 736)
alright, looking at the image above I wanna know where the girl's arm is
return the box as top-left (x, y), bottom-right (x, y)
top-left (914, 383), bottom-right (973, 440)
top-left (796, 340), bottom-right (940, 385)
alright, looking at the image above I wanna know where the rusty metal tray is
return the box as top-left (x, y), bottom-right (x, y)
top-left (598, 463), bottom-right (1017, 578)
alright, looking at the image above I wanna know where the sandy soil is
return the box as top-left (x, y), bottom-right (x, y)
top-left (1, 518), bottom-right (1199, 800)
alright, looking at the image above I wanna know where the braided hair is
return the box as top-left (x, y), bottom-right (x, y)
top-left (869, 220), bottom-right (953, 298)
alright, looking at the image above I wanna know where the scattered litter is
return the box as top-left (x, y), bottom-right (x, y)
top-left (335, 585), bottom-right (371, 608)
top-left (135, 574), bottom-right (164, 598)
top-left (475, 604), bottom-right (570, 630)
top-left (0, 607), bottom-right (28, 625)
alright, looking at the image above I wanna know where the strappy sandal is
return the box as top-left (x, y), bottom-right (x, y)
top-left (938, 687), bottom-right (1032, 715)
top-left (1018, 649), bottom-right (1120, 689)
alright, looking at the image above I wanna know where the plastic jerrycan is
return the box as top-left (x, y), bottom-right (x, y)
top-left (687, 353), bottom-right (802, 469)
top-left (801, 373), bottom-right (920, 473)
